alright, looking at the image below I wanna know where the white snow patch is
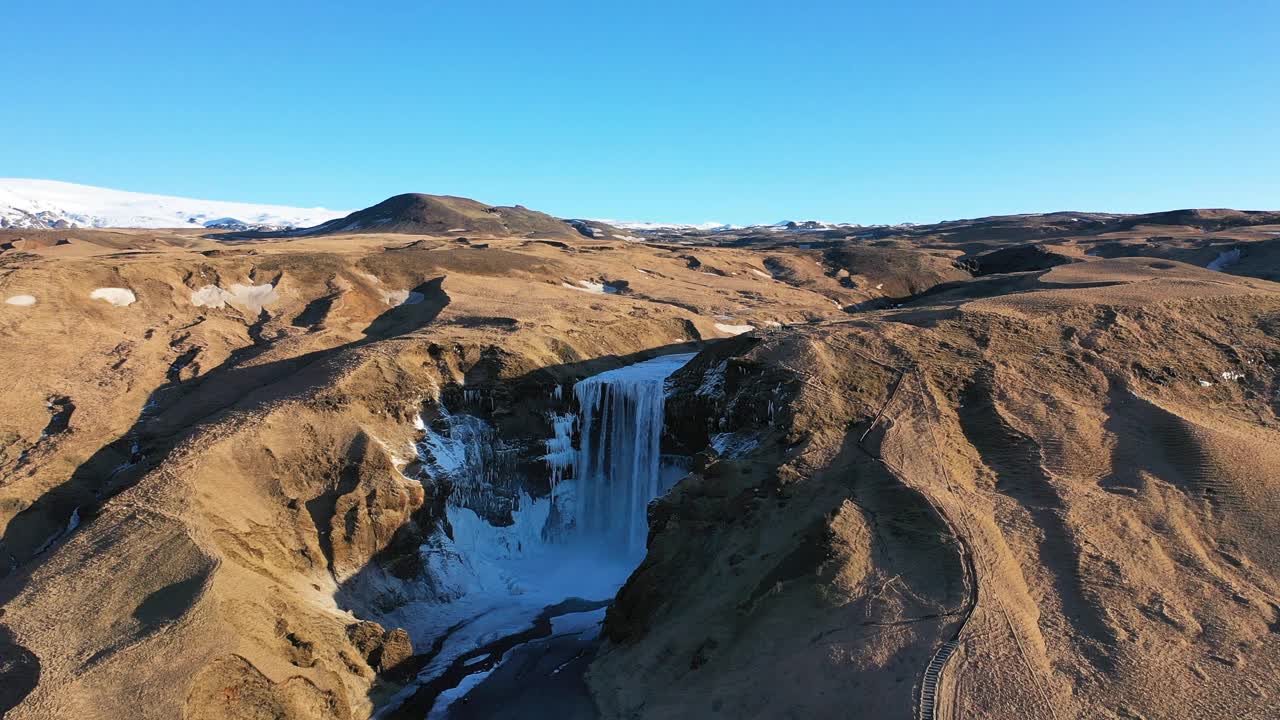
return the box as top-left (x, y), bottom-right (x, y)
top-left (714, 322), bottom-right (754, 336)
top-left (1221, 370), bottom-right (1245, 382)
top-left (562, 280), bottom-right (611, 294)
top-left (697, 360), bottom-right (727, 398)
top-left (711, 432), bottom-right (760, 458)
top-left (1207, 249), bottom-right (1242, 272)
top-left (227, 283), bottom-right (277, 313)
top-left (751, 268), bottom-right (772, 279)
top-left (190, 283), bottom-right (276, 312)
top-left (190, 285), bottom-right (234, 308)
top-left (1199, 379), bottom-right (1214, 387)
top-left (90, 287), bottom-right (136, 307)
top-left (381, 289), bottom-right (425, 306)
top-left (589, 218), bottom-right (730, 232)
top-left (5, 294), bottom-right (36, 306)
top-left (418, 408), bottom-right (493, 487)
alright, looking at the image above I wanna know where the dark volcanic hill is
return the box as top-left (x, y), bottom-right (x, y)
top-left (281, 193), bottom-right (612, 239)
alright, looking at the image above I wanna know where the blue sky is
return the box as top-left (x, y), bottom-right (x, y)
top-left (5, 1), bottom-right (1278, 224)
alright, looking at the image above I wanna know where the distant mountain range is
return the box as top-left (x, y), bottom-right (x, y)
top-left (0, 181), bottom-right (631, 239)
top-left (5, 180), bottom-right (1277, 244)
top-left (590, 219), bottom-right (734, 232)
top-left (0, 180), bottom-right (868, 236)
top-left (0, 179), bottom-right (349, 231)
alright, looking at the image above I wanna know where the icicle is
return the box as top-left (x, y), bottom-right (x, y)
top-left (418, 405), bottom-right (500, 507)
top-left (542, 412), bottom-right (577, 498)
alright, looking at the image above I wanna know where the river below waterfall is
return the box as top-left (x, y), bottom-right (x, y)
top-left (378, 352), bottom-right (696, 719)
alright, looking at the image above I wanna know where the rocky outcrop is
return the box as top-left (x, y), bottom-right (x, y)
top-left (346, 622), bottom-right (413, 675)
top-left (183, 655), bottom-right (354, 720)
top-left (964, 244), bottom-right (1076, 275)
top-left (327, 436), bottom-right (427, 580)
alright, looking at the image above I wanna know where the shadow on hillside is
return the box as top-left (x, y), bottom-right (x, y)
top-left (956, 376), bottom-right (1118, 673)
top-left (856, 269), bottom-right (1128, 313)
top-left (0, 623), bottom-right (39, 717)
top-left (0, 277), bottom-right (449, 606)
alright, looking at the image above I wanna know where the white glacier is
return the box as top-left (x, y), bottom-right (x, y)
top-left (714, 322), bottom-right (755, 336)
top-left (0, 178), bottom-right (348, 230)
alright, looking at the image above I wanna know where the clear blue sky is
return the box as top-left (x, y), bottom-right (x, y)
top-left (5, 1), bottom-right (1278, 224)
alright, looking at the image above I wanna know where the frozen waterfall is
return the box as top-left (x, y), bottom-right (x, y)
top-left (574, 352), bottom-right (696, 554)
top-left (383, 352), bottom-right (697, 718)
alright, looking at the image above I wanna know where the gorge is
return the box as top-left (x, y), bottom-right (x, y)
top-left (375, 352), bottom-right (699, 718)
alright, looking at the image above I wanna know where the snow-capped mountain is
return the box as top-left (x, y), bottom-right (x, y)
top-left (0, 179), bottom-right (350, 231)
top-left (769, 220), bottom-right (862, 231)
top-left (589, 218), bottom-right (869, 234)
top-left (589, 218), bottom-right (736, 232)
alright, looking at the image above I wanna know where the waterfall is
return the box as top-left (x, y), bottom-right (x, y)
top-left (386, 353), bottom-right (697, 718)
top-left (573, 353), bottom-right (696, 554)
